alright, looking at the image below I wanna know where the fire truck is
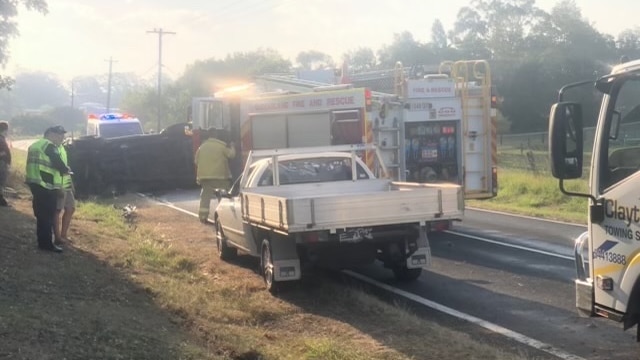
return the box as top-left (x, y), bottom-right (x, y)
top-left (190, 60), bottom-right (498, 202)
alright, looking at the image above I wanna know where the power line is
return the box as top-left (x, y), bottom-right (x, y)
top-left (146, 28), bottom-right (176, 132)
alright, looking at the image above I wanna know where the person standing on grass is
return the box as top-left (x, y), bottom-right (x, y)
top-left (194, 128), bottom-right (236, 224)
top-left (25, 125), bottom-right (70, 253)
top-left (54, 142), bottom-right (75, 246)
top-left (0, 121), bottom-right (11, 207)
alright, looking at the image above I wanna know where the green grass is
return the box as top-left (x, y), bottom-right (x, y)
top-left (468, 167), bottom-right (589, 224)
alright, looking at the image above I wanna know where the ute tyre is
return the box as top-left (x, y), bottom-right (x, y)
top-left (215, 219), bottom-right (237, 260)
top-left (260, 239), bottom-right (280, 293)
top-left (393, 265), bottom-right (422, 282)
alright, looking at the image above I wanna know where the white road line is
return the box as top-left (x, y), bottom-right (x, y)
top-left (445, 229), bottom-right (575, 261)
top-left (343, 270), bottom-right (585, 360)
top-left (137, 193), bottom-right (205, 219)
top-left (466, 207), bottom-right (587, 228)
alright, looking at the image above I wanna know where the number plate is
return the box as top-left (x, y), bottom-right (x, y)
top-left (338, 227), bottom-right (373, 243)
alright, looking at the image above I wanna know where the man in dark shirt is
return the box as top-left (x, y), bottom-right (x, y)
top-left (0, 121), bottom-right (10, 207)
top-left (26, 126), bottom-right (70, 252)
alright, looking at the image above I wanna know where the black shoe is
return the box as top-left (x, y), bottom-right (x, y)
top-left (39, 245), bottom-right (63, 253)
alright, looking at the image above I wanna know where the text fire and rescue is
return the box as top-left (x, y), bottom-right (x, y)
top-left (253, 96), bottom-right (356, 112)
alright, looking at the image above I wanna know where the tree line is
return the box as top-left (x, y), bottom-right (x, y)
top-left (4, 0), bottom-right (640, 135)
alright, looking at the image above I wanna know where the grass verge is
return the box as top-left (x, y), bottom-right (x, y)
top-left (468, 167), bottom-right (589, 224)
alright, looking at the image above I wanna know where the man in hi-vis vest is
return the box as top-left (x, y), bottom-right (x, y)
top-left (25, 126), bottom-right (70, 253)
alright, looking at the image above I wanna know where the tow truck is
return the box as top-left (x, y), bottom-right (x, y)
top-left (549, 58), bottom-right (640, 340)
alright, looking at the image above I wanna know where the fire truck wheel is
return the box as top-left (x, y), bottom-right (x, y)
top-left (215, 218), bottom-right (237, 260)
top-left (393, 264), bottom-right (422, 282)
top-left (261, 239), bottom-right (280, 293)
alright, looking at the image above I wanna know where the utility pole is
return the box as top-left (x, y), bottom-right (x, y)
top-left (146, 28), bottom-right (175, 132)
top-left (105, 57), bottom-right (117, 113)
top-left (70, 80), bottom-right (75, 108)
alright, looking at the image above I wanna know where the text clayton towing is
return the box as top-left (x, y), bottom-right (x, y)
top-left (550, 57), bottom-right (640, 341)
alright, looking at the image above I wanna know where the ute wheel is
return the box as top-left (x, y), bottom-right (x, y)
top-left (260, 239), bottom-right (279, 293)
top-left (393, 264), bottom-right (422, 282)
top-left (215, 218), bottom-right (237, 260)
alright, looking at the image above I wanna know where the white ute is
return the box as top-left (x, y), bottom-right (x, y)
top-left (213, 144), bottom-right (463, 292)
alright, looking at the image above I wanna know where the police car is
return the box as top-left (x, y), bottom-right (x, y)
top-left (86, 113), bottom-right (144, 138)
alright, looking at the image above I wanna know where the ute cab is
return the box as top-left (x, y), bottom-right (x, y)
top-left (87, 113), bottom-right (144, 139)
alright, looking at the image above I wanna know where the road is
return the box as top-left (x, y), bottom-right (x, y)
top-left (155, 190), bottom-right (639, 359)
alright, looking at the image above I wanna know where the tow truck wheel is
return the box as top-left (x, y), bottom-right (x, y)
top-left (393, 264), bottom-right (422, 282)
top-left (215, 218), bottom-right (237, 260)
top-left (260, 239), bottom-right (279, 293)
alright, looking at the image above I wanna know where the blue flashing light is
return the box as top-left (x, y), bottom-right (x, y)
top-left (100, 113), bottom-right (123, 120)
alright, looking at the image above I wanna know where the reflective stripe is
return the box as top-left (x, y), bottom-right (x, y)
top-left (58, 145), bottom-right (72, 189)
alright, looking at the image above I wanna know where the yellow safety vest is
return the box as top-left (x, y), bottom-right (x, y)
top-left (26, 139), bottom-right (62, 190)
top-left (58, 145), bottom-right (73, 189)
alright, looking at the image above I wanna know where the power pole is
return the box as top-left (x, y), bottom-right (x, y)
top-left (70, 80), bottom-right (75, 108)
top-left (146, 28), bottom-right (176, 132)
top-left (105, 57), bottom-right (117, 113)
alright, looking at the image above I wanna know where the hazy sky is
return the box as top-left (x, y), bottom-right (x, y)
top-left (5, 0), bottom-right (638, 83)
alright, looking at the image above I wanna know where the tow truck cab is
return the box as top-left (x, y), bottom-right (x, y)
top-left (87, 113), bottom-right (144, 139)
top-left (549, 59), bottom-right (640, 341)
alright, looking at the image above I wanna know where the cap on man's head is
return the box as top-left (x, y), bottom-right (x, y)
top-left (45, 125), bottom-right (67, 135)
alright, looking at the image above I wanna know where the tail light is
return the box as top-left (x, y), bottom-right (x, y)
top-left (365, 88), bottom-right (372, 111)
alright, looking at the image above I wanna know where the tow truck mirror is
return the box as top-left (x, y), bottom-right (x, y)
top-left (549, 102), bottom-right (583, 179)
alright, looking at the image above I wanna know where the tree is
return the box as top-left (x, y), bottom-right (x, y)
top-left (178, 48), bottom-right (291, 97)
top-left (450, 0), bottom-right (548, 60)
top-left (46, 106), bottom-right (85, 134)
top-left (12, 72), bottom-right (68, 110)
top-left (10, 113), bottom-right (54, 136)
top-left (431, 19), bottom-right (448, 49)
top-left (616, 28), bottom-right (640, 61)
top-left (295, 50), bottom-right (335, 70)
top-left (0, 0), bottom-right (48, 89)
top-left (377, 31), bottom-right (431, 68)
top-left (342, 47), bottom-right (377, 73)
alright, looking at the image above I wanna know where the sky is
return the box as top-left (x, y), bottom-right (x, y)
top-left (5, 0), bottom-right (639, 83)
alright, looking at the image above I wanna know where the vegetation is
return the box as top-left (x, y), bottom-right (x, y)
top-left (468, 168), bottom-right (589, 224)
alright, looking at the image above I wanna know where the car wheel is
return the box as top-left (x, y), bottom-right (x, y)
top-left (393, 264), bottom-right (422, 282)
top-left (261, 238), bottom-right (279, 293)
top-left (215, 217), bottom-right (237, 260)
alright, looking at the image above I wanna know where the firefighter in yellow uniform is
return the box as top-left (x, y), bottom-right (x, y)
top-left (195, 128), bottom-right (236, 223)
top-left (25, 126), bottom-right (70, 252)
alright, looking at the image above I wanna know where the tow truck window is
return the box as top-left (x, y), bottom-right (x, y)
top-left (602, 77), bottom-right (640, 189)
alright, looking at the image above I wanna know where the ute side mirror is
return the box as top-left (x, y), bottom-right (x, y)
top-left (214, 189), bottom-right (231, 202)
top-left (549, 102), bottom-right (584, 179)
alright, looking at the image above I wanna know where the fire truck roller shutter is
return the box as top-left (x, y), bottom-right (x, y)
top-left (251, 115), bottom-right (287, 150)
top-left (287, 113), bottom-right (331, 147)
